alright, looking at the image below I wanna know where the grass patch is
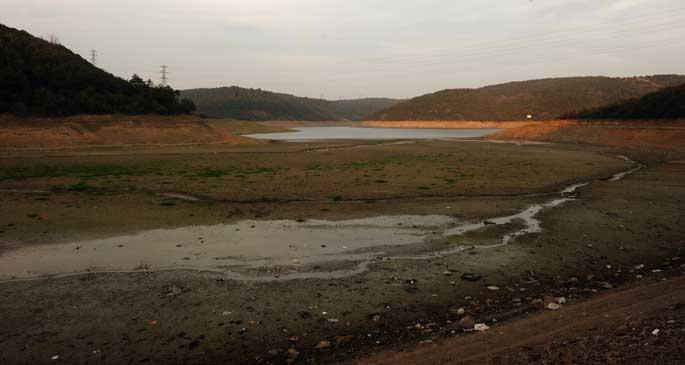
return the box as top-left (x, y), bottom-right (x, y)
top-left (0, 164), bottom-right (164, 181)
top-left (196, 167), bottom-right (277, 178)
top-left (67, 181), bottom-right (93, 192)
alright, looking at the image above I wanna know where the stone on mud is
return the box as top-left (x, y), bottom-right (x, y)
top-left (461, 273), bottom-right (483, 282)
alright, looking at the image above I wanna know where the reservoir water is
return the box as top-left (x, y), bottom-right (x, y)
top-left (245, 127), bottom-right (501, 141)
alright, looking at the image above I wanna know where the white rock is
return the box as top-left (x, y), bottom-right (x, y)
top-left (474, 323), bottom-right (490, 331)
top-left (652, 329), bottom-right (660, 336)
top-left (486, 286), bottom-right (500, 291)
top-left (546, 303), bottom-right (562, 310)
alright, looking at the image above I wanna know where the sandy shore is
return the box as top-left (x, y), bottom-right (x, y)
top-left (361, 120), bottom-right (541, 129)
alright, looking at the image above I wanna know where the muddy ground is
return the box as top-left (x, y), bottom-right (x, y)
top-left (0, 132), bottom-right (683, 364)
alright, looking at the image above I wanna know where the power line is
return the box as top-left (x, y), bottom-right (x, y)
top-left (160, 65), bottom-right (169, 86)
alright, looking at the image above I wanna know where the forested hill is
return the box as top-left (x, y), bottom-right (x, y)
top-left (0, 24), bottom-right (195, 116)
top-left (566, 83), bottom-right (685, 119)
top-left (370, 75), bottom-right (685, 121)
top-left (181, 87), bottom-right (400, 121)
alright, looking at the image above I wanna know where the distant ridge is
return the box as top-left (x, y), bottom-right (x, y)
top-left (566, 83), bottom-right (685, 119)
top-left (370, 75), bottom-right (685, 121)
top-left (0, 23), bottom-right (195, 116)
top-left (181, 86), bottom-right (401, 121)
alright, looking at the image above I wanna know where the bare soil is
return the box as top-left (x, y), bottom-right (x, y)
top-left (0, 119), bottom-right (683, 364)
top-left (356, 276), bottom-right (685, 365)
top-left (362, 120), bottom-right (540, 129)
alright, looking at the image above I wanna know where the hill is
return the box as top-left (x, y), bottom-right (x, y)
top-left (181, 86), bottom-right (400, 121)
top-left (0, 23), bottom-right (195, 116)
top-left (370, 75), bottom-right (685, 121)
top-left (566, 83), bottom-right (685, 119)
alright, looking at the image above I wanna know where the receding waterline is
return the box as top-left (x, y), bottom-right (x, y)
top-left (246, 127), bottom-right (502, 141)
top-left (0, 156), bottom-right (643, 283)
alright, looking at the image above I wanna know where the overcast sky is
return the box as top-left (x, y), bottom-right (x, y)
top-left (2, 0), bottom-right (684, 99)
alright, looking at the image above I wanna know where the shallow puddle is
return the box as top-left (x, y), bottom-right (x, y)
top-left (0, 157), bottom-right (642, 282)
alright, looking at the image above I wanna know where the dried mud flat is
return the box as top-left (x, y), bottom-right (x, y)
top-left (0, 129), bottom-right (684, 364)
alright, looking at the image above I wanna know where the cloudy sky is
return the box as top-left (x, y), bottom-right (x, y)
top-left (2, 0), bottom-right (684, 99)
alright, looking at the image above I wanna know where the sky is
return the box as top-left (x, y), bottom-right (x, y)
top-left (2, 0), bottom-right (685, 99)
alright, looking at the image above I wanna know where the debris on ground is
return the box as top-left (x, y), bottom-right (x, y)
top-left (474, 323), bottom-right (490, 331)
top-left (461, 273), bottom-right (483, 282)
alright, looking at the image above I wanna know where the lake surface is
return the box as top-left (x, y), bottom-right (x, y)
top-left (246, 127), bottom-right (501, 141)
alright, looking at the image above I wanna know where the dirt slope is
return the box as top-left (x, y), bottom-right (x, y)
top-left (0, 115), bottom-right (260, 149)
top-left (491, 120), bottom-right (685, 153)
top-left (355, 276), bottom-right (685, 365)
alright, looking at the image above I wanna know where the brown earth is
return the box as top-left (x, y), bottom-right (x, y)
top-left (355, 276), bottom-right (685, 365)
top-left (362, 121), bottom-right (541, 129)
top-left (491, 119), bottom-right (685, 153)
top-left (0, 114), bottom-right (290, 149)
top-left (0, 118), bottom-right (684, 365)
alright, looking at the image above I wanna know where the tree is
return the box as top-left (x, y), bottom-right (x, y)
top-left (47, 34), bottom-right (60, 44)
top-left (129, 74), bottom-right (146, 87)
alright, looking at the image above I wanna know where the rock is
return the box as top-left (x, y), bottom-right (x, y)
top-left (51, 355), bottom-right (59, 360)
top-left (334, 335), bottom-right (353, 347)
top-left (634, 264), bottom-right (645, 270)
top-left (369, 313), bottom-right (382, 322)
top-left (315, 340), bottom-right (331, 350)
top-left (328, 318), bottom-right (340, 323)
top-left (458, 316), bottom-right (475, 331)
top-left (165, 285), bottom-right (183, 297)
top-left (599, 282), bottom-right (614, 289)
top-left (461, 273), bottom-right (483, 282)
top-left (652, 329), bottom-right (660, 336)
top-left (457, 308), bottom-right (465, 315)
top-left (443, 270), bottom-right (453, 276)
top-left (546, 303), bottom-right (562, 310)
top-left (556, 297), bottom-right (567, 304)
top-left (287, 348), bottom-right (300, 358)
top-left (474, 323), bottom-right (490, 331)
top-left (486, 286), bottom-right (500, 291)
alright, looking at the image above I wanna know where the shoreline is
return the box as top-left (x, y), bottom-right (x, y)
top-left (361, 120), bottom-right (542, 129)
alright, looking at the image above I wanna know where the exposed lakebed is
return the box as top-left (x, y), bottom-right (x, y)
top-left (0, 156), bottom-right (641, 281)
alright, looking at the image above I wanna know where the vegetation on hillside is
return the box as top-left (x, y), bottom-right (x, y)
top-left (565, 83), bottom-right (685, 119)
top-left (181, 86), bottom-right (400, 121)
top-left (370, 75), bottom-right (685, 121)
top-left (0, 24), bottom-right (195, 116)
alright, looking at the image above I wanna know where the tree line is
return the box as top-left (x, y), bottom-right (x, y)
top-left (0, 24), bottom-right (195, 116)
